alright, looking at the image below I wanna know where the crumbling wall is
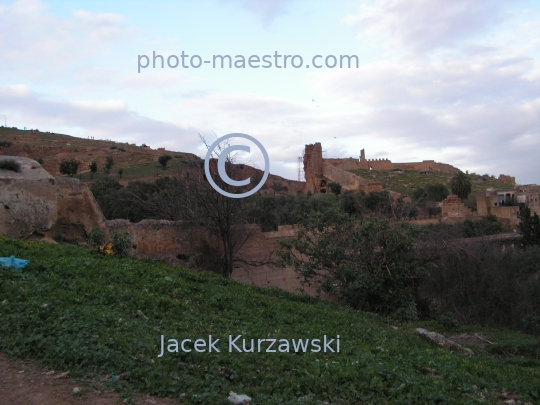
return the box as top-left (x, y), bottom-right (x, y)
top-left (322, 161), bottom-right (369, 191)
top-left (54, 177), bottom-right (108, 241)
top-left (498, 174), bottom-right (516, 185)
top-left (441, 195), bottom-right (474, 219)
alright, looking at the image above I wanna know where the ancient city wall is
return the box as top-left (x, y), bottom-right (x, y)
top-left (322, 161), bottom-right (368, 191)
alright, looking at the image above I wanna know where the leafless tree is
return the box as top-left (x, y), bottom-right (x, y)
top-left (123, 134), bottom-right (262, 278)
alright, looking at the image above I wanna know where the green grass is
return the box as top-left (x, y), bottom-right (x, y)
top-left (0, 236), bottom-right (539, 404)
top-left (350, 169), bottom-right (513, 198)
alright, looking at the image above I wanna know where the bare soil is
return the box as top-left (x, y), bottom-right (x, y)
top-left (0, 353), bottom-right (182, 405)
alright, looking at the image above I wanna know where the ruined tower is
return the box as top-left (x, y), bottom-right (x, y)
top-left (360, 148), bottom-right (365, 162)
top-left (303, 143), bottom-right (325, 193)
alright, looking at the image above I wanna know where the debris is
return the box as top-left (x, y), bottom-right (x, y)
top-left (416, 328), bottom-right (475, 357)
top-left (417, 364), bottom-right (439, 377)
top-left (55, 372), bottom-right (69, 379)
top-left (228, 391), bottom-right (252, 404)
top-left (474, 333), bottom-right (496, 345)
top-left (42, 371), bottom-right (55, 375)
top-left (0, 256), bottom-right (30, 269)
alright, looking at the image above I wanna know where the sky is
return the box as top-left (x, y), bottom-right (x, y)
top-left (0, 0), bottom-right (539, 184)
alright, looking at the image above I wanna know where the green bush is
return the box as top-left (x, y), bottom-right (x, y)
top-left (438, 311), bottom-right (461, 331)
top-left (59, 158), bottom-right (80, 177)
top-left (0, 140), bottom-right (12, 147)
top-left (0, 159), bottom-right (20, 172)
top-left (277, 209), bottom-right (429, 321)
top-left (111, 231), bottom-right (132, 255)
top-left (87, 228), bottom-right (105, 250)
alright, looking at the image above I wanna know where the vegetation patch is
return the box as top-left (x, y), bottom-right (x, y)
top-left (0, 236), bottom-right (539, 404)
top-left (0, 159), bottom-right (20, 172)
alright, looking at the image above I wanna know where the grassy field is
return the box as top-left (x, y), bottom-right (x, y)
top-left (0, 236), bottom-right (539, 404)
top-left (349, 169), bottom-right (513, 198)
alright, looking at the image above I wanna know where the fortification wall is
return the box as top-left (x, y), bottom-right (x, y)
top-left (105, 219), bottom-right (318, 295)
top-left (359, 158), bottom-right (393, 171)
top-left (322, 161), bottom-right (368, 191)
top-left (324, 158), bottom-right (362, 171)
top-left (395, 161), bottom-right (459, 173)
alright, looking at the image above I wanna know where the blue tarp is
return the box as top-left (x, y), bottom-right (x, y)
top-left (0, 256), bottom-right (30, 269)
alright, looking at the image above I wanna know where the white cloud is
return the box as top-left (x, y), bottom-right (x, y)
top-left (220, 0), bottom-right (296, 24)
top-left (345, 0), bottom-right (507, 52)
top-left (0, 85), bottom-right (199, 148)
top-left (0, 0), bottom-right (137, 79)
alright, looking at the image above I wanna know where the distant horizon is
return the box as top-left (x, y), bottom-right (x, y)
top-left (1, 0), bottom-right (539, 184)
top-left (0, 126), bottom-right (529, 188)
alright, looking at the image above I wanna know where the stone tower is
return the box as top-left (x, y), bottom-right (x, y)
top-left (360, 149), bottom-right (365, 161)
top-left (304, 142), bottom-right (323, 178)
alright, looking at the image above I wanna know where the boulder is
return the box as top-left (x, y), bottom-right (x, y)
top-left (0, 156), bottom-right (107, 243)
top-left (0, 156), bottom-right (57, 240)
top-left (416, 328), bottom-right (475, 357)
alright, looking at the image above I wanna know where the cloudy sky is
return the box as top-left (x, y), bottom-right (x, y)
top-left (1, 0), bottom-right (539, 183)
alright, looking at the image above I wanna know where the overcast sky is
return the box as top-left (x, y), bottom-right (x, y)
top-left (1, 0), bottom-right (539, 184)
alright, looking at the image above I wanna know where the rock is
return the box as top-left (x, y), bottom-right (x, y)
top-left (72, 387), bottom-right (80, 394)
top-left (0, 156), bottom-right (57, 240)
top-left (54, 177), bottom-right (107, 242)
top-left (0, 156), bottom-right (107, 243)
top-left (228, 391), bottom-right (251, 404)
top-left (55, 371), bottom-right (69, 379)
top-left (416, 328), bottom-right (474, 357)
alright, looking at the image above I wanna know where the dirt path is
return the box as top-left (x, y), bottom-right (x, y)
top-left (0, 353), bottom-right (181, 405)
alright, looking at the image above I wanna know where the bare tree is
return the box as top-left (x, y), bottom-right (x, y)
top-left (123, 134), bottom-right (263, 278)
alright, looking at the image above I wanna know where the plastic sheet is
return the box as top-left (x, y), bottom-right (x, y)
top-left (0, 256), bottom-right (30, 269)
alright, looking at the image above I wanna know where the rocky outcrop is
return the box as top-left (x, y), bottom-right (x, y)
top-left (0, 156), bottom-right (57, 240)
top-left (416, 328), bottom-right (475, 357)
top-left (54, 177), bottom-right (108, 242)
top-left (0, 156), bottom-right (107, 243)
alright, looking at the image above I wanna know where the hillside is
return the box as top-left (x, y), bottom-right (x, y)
top-left (0, 127), bottom-right (198, 181)
top-left (0, 127), bottom-right (518, 196)
top-left (0, 236), bottom-right (539, 404)
top-left (349, 168), bottom-right (513, 198)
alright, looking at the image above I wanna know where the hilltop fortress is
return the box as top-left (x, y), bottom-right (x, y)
top-left (303, 142), bottom-right (459, 194)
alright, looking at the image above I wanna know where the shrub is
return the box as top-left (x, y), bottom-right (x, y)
top-left (0, 159), bottom-right (20, 172)
top-left (35, 157), bottom-right (44, 165)
top-left (0, 140), bottom-right (12, 147)
top-left (87, 228), bottom-right (105, 250)
top-left (111, 231), bottom-right (132, 255)
top-left (89, 161), bottom-right (98, 179)
top-left (158, 154), bottom-right (173, 169)
top-left (328, 182), bottom-right (342, 199)
top-left (59, 159), bottom-right (80, 177)
top-left (103, 156), bottom-right (114, 174)
top-left (277, 209), bottom-right (428, 321)
top-left (438, 311), bottom-right (461, 331)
